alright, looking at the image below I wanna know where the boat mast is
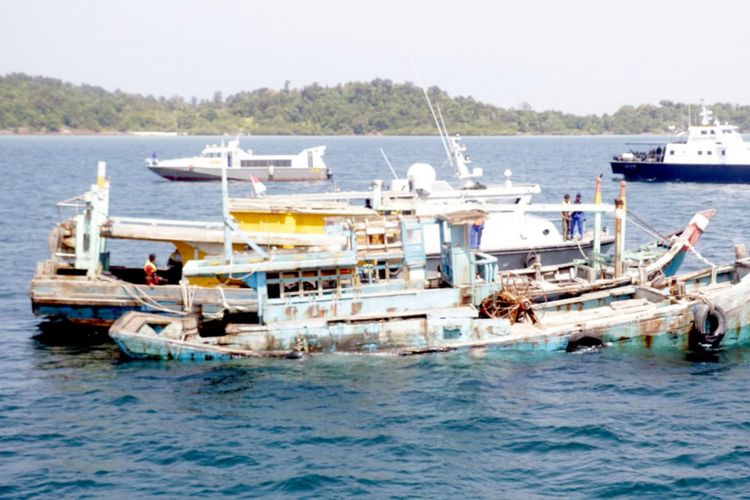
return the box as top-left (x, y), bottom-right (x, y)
top-left (220, 156), bottom-right (267, 261)
top-left (420, 84), bottom-right (455, 171)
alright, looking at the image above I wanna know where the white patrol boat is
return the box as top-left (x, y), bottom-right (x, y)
top-left (611, 104), bottom-right (750, 183)
top-left (146, 137), bottom-right (332, 182)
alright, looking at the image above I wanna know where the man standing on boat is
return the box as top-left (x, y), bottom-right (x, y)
top-left (167, 248), bottom-right (183, 284)
top-left (561, 194), bottom-right (572, 241)
top-left (470, 218), bottom-right (485, 250)
top-left (570, 193), bottom-right (585, 240)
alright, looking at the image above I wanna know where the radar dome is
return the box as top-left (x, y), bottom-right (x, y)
top-left (406, 163), bottom-right (436, 195)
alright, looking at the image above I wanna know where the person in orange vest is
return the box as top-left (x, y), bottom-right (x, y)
top-left (144, 253), bottom-right (160, 287)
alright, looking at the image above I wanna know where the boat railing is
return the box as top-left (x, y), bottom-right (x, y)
top-left (472, 251), bottom-right (498, 284)
top-left (55, 193), bottom-right (89, 218)
top-left (108, 216), bottom-right (224, 230)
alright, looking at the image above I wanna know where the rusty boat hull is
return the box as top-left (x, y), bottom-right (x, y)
top-left (109, 263), bottom-right (750, 360)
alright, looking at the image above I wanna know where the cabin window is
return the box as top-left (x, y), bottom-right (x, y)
top-left (707, 151), bottom-right (713, 155)
top-left (710, 130), bottom-right (715, 135)
top-left (723, 129), bottom-right (731, 134)
top-left (701, 130), bottom-right (707, 135)
top-left (722, 151), bottom-right (726, 156)
top-left (265, 267), bottom-right (354, 300)
top-left (698, 151), bottom-right (703, 155)
top-left (240, 159), bottom-right (293, 167)
top-left (669, 150), bottom-right (675, 155)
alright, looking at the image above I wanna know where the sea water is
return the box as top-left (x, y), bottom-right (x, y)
top-left (2, 135), bottom-right (750, 497)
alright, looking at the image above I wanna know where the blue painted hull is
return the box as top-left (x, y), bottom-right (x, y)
top-left (33, 304), bottom-right (154, 328)
top-left (611, 161), bottom-right (750, 183)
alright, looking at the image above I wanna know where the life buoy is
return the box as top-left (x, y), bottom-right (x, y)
top-left (693, 303), bottom-right (727, 347)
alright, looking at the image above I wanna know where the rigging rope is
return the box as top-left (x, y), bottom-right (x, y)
top-left (627, 209), bottom-right (670, 243)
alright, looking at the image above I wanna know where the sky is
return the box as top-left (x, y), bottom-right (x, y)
top-left (1, 0), bottom-right (749, 115)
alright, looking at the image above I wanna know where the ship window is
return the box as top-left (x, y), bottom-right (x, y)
top-left (723, 129), bottom-right (731, 133)
top-left (722, 151), bottom-right (726, 156)
top-left (240, 159), bottom-right (293, 167)
top-left (707, 151), bottom-right (713, 155)
top-left (710, 130), bottom-right (715, 135)
top-left (669, 150), bottom-right (675, 155)
top-left (698, 151), bottom-right (703, 155)
top-left (701, 130), bottom-right (707, 135)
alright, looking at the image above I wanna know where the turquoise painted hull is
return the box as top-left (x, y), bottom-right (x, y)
top-left (109, 275), bottom-right (750, 360)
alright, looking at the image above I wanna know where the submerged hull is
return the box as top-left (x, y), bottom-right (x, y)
top-left (148, 165), bottom-right (332, 182)
top-left (109, 274), bottom-right (750, 359)
top-left (611, 161), bottom-right (750, 183)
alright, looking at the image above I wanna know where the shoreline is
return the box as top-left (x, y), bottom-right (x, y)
top-left (0, 129), bottom-right (674, 138)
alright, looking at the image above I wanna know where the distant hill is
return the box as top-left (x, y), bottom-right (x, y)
top-left (1, 73), bottom-right (749, 135)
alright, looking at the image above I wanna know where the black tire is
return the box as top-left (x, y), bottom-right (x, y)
top-left (693, 303), bottom-right (727, 347)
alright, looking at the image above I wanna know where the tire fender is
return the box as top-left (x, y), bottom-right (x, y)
top-left (693, 303), bottom-right (727, 346)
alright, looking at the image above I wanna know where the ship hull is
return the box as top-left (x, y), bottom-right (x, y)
top-left (611, 161), bottom-right (750, 183)
top-left (148, 165), bottom-right (332, 182)
top-left (425, 236), bottom-right (616, 271)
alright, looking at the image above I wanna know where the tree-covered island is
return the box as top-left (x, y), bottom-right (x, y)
top-left (1, 73), bottom-right (748, 135)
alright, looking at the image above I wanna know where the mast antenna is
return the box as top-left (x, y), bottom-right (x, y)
top-left (379, 148), bottom-right (399, 180)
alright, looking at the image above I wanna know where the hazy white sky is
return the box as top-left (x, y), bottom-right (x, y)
top-left (2, 0), bottom-right (748, 114)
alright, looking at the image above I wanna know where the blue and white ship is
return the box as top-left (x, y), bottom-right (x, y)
top-left (611, 105), bottom-right (750, 183)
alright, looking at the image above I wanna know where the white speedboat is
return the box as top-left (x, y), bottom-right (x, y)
top-left (146, 137), bottom-right (332, 182)
top-left (611, 104), bottom-right (750, 182)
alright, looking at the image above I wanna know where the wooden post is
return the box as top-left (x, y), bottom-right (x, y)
top-left (735, 243), bottom-right (746, 260)
top-left (97, 161), bottom-right (107, 190)
top-left (593, 175), bottom-right (602, 272)
top-left (614, 198), bottom-right (625, 278)
top-left (619, 180), bottom-right (627, 250)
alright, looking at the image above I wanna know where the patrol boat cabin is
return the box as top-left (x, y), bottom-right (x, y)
top-left (611, 104), bottom-right (750, 183)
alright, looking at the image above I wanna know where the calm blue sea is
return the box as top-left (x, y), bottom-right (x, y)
top-left (2, 135), bottom-right (750, 497)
